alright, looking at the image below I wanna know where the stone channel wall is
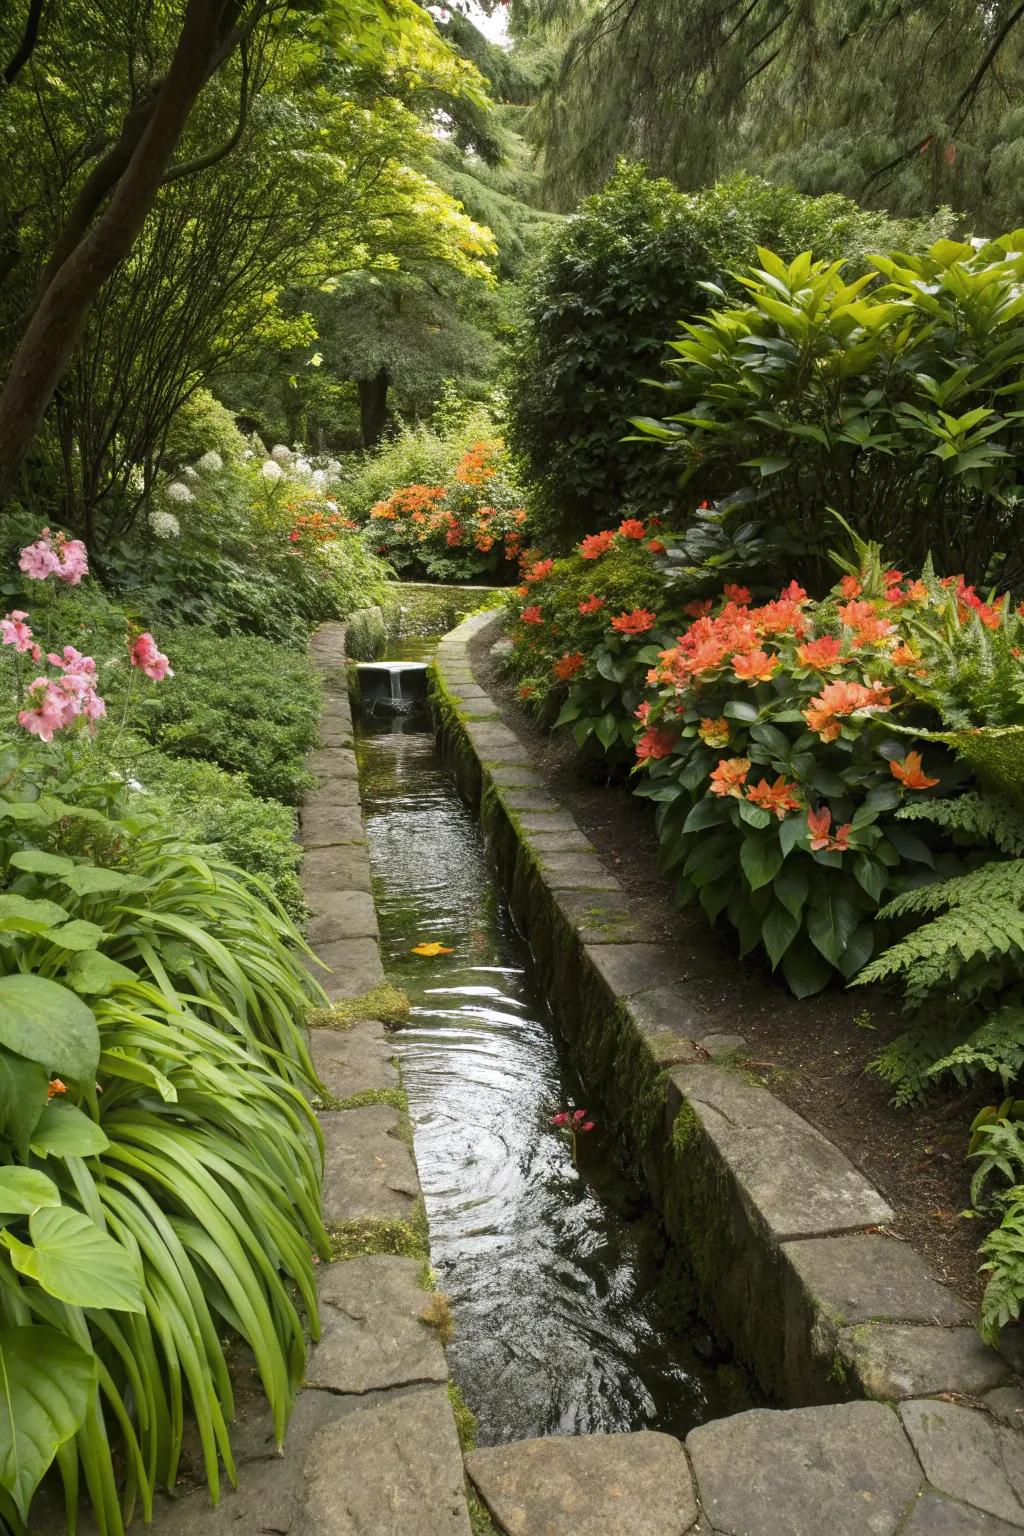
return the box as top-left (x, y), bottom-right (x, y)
top-left (430, 610), bottom-right (1024, 1536)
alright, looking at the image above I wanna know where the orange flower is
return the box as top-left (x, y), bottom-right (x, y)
top-left (371, 505), bottom-right (398, 520)
top-left (578, 594), bottom-right (605, 615)
top-left (780, 580), bottom-right (809, 604)
top-left (807, 806), bottom-right (851, 852)
top-left (683, 599), bottom-right (713, 618)
top-left (47, 1078), bottom-right (68, 1099)
top-left (745, 775), bottom-right (802, 820)
top-left (517, 684), bottom-right (535, 699)
top-left (637, 726), bottom-right (677, 762)
top-left (839, 574), bottom-right (862, 598)
top-left (553, 651), bottom-right (586, 680)
top-left (723, 583), bottom-right (751, 605)
top-left (525, 558), bottom-right (554, 583)
top-left (709, 757), bottom-right (751, 798)
top-left (890, 751), bottom-right (939, 790)
top-left (889, 643), bottom-right (921, 668)
top-left (455, 440), bottom-right (499, 485)
top-left (611, 608), bottom-right (656, 634)
top-left (698, 716), bottom-right (730, 748)
top-left (475, 533), bottom-right (495, 553)
top-left (803, 679), bottom-right (892, 740)
top-left (579, 530), bottom-right (616, 560)
top-left (618, 518), bottom-right (647, 540)
top-left (732, 649), bottom-right (778, 684)
top-left (796, 635), bottom-right (844, 670)
top-left (520, 605), bottom-right (543, 625)
top-left (647, 539), bottom-right (666, 554)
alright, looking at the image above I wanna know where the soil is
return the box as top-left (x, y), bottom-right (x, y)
top-left (470, 626), bottom-right (989, 1309)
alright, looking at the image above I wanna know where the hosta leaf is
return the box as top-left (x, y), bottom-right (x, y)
top-left (5, 1207), bottom-right (144, 1312)
top-left (0, 1047), bottom-right (48, 1159)
top-left (64, 950), bottom-right (136, 996)
top-left (0, 1324), bottom-right (95, 1518)
top-left (773, 861), bottom-right (809, 918)
top-left (30, 1102), bottom-right (109, 1158)
top-left (7, 851), bottom-right (76, 877)
top-left (39, 920), bottom-right (105, 952)
top-left (0, 894), bottom-right (68, 934)
top-left (0, 975), bottom-right (99, 1083)
top-left (781, 941), bottom-right (834, 998)
top-left (59, 867), bottom-right (150, 897)
top-left (0, 1168), bottom-right (60, 1216)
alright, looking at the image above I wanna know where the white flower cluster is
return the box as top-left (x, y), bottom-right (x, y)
top-left (270, 444), bottom-right (292, 464)
top-left (149, 509), bottom-right (181, 539)
top-left (182, 466), bottom-right (199, 481)
top-left (197, 450), bottom-right (223, 474)
top-left (166, 481), bottom-right (194, 503)
top-left (261, 460), bottom-right (285, 484)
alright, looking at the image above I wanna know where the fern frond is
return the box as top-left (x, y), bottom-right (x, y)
top-left (875, 858), bottom-right (1024, 923)
top-left (979, 1191), bottom-right (1024, 1344)
top-left (869, 1017), bottom-right (964, 1106)
top-left (927, 1007), bottom-right (1024, 1091)
top-left (898, 792), bottom-right (1024, 856)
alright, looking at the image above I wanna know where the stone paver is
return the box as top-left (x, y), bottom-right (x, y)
top-left (700, 1033), bottom-right (748, 1060)
top-left (308, 748), bottom-right (359, 780)
top-left (305, 777), bottom-right (362, 808)
top-left (303, 845), bottom-right (374, 895)
top-left (687, 1402), bottom-right (921, 1536)
top-left (302, 804), bottom-right (368, 848)
top-left (535, 852), bottom-right (619, 891)
top-left (901, 1490), bottom-right (1024, 1535)
top-left (782, 1233), bottom-right (970, 1329)
top-left (320, 1106), bottom-right (420, 1225)
top-left (303, 1387), bottom-right (472, 1536)
top-left (311, 1022), bottom-right (398, 1100)
top-left (466, 1431), bottom-right (697, 1536)
top-left (307, 1257), bottom-right (448, 1394)
top-left (900, 1399), bottom-right (1024, 1528)
top-left (838, 1323), bottom-right (1008, 1400)
top-left (306, 936), bottom-right (385, 999)
top-left (987, 1387), bottom-right (1024, 1432)
top-left (585, 942), bottom-right (690, 999)
top-left (306, 890), bottom-right (380, 945)
top-left (630, 986), bottom-right (715, 1046)
top-left (550, 887), bottom-right (651, 944)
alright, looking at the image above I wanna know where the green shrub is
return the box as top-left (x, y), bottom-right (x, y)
top-left (333, 403), bottom-right (501, 520)
top-left (507, 162), bottom-right (949, 550)
top-left (126, 627), bottom-right (322, 805)
top-left (633, 237), bottom-right (1024, 588)
top-left (123, 741), bottom-right (305, 918)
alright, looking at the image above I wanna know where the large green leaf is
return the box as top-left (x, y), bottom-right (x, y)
top-left (0, 895), bottom-right (68, 934)
top-left (0, 1168), bottom-right (60, 1216)
top-left (30, 1101), bottom-right (109, 1159)
top-left (740, 833), bottom-right (784, 891)
top-left (59, 867), bottom-right (150, 898)
top-left (0, 1325), bottom-right (95, 1519)
top-left (762, 902), bottom-right (800, 969)
top-left (0, 1047), bottom-right (48, 1159)
top-left (0, 975), bottom-right (99, 1083)
top-left (807, 893), bottom-right (860, 967)
top-left (64, 950), bottom-right (136, 996)
top-left (7, 851), bottom-right (76, 877)
top-left (4, 1207), bottom-right (144, 1312)
top-left (39, 920), bottom-right (105, 952)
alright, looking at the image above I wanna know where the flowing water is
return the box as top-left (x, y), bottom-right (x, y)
top-left (354, 661), bottom-right (748, 1446)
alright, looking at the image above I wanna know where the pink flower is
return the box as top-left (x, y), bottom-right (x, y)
top-left (58, 539), bottom-right (88, 585)
top-left (0, 611), bottom-right (33, 652)
top-left (19, 540), bottom-right (61, 581)
top-left (129, 632), bottom-right (173, 681)
top-left (18, 678), bottom-right (71, 742)
top-left (551, 1113), bottom-right (569, 1127)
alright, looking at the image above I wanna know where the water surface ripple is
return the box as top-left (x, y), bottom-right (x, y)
top-left (356, 703), bottom-right (744, 1444)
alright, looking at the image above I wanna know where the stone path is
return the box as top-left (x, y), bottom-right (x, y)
top-left (433, 611), bottom-right (1024, 1536)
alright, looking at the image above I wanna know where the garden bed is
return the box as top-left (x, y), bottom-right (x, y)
top-left (471, 623), bottom-right (987, 1308)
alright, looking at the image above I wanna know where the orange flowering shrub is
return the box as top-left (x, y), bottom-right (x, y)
top-left (359, 438), bottom-right (528, 581)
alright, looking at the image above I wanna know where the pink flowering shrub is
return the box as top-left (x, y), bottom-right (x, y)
top-left (2, 531), bottom-right (172, 749)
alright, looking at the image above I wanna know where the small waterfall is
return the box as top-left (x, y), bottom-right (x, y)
top-left (356, 660), bottom-right (428, 715)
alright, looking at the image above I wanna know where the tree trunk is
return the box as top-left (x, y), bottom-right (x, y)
top-left (0, 0), bottom-right (226, 504)
top-left (357, 369), bottom-right (390, 449)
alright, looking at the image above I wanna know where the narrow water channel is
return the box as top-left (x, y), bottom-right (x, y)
top-left (354, 661), bottom-right (748, 1447)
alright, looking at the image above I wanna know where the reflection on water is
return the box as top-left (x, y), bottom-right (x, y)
top-left (356, 701), bottom-right (747, 1445)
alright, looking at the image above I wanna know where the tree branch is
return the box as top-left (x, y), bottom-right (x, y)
top-left (3, 0), bottom-right (48, 87)
top-left (162, 35), bottom-right (252, 183)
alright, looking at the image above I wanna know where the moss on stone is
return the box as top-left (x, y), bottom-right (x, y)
top-left (308, 982), bottom-right (410, 1031)
top-left (327, 1203), bottom-right (429, 1263)
top-left (315, 1086), bottom-right (409, 1113)
top-left (448, 1382), bottom-right (478, 1452)
top-left (467, 1489), bottom-right (500, 1536)
top-left (420, 1290), bottom-right (455, 1346)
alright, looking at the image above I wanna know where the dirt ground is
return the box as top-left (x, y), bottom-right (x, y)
top-left (471, 627), bottom-right (988, 1308)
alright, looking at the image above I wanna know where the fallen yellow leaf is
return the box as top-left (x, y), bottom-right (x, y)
top-left (410, 942), bottom-right (455, 957)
